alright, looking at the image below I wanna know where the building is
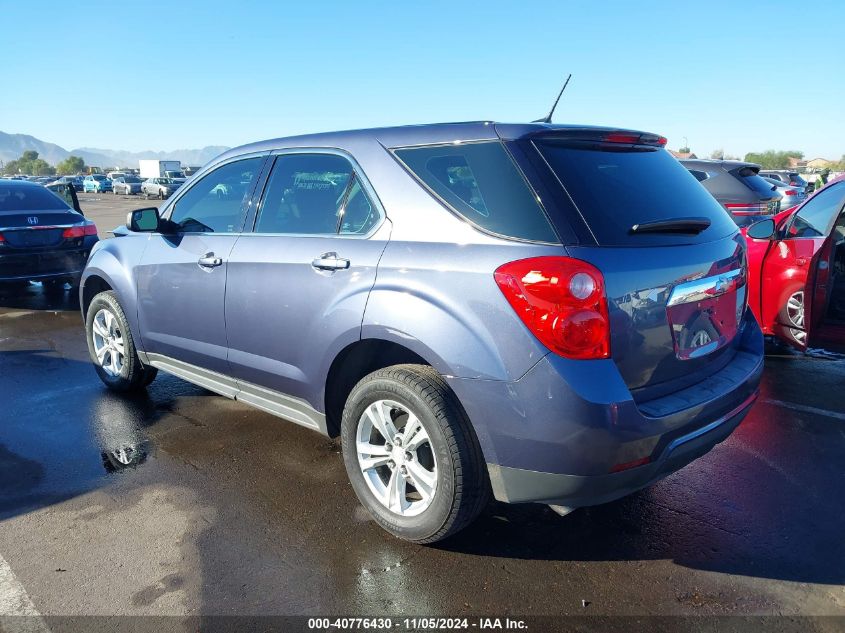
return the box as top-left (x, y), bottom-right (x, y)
top-left (806, 158), bottom-right (833, 170)
top-left (668, 150), bottom-right (698, 159)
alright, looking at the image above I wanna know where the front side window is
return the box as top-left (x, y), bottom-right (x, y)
top-left (255, 153), bottom-right (377, 235)
top-left (169, 156), bottom-right (263, 233)
top-left (787, 182), bottom-right (845, 238)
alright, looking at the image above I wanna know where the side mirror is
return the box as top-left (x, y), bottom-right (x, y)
top-left (127, 207), bottom-right (160, 232)
top-left (746, 218), bottom-right (776, 240)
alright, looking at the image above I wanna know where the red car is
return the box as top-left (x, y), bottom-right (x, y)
top-left (745, 175), bottom-right (845, 352)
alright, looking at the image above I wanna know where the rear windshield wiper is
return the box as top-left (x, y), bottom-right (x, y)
top-left (629, 217), bottom-right (711, 235)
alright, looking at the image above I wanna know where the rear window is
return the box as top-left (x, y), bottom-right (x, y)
top-left (733, 167), bottom-right (777, 197)
top-left (0, 184), bottom-right (70, 212)
top-left (393, 141), bottom-right (558, 243)
top-left (534, 141), bottom-right (737, 245)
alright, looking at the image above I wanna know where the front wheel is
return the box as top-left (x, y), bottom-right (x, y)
top-left (341, 364), bottom-right (490, 543)
top-left (85, 290), bottom-right (157, 391)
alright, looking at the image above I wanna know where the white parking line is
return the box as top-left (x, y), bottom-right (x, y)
top-left (762, 398), bottom-right (845, 421)
top-left (0, 553), bottom-right (44, 620)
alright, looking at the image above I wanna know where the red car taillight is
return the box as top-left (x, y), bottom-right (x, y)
top-left (784, 189), bottom-right (797, 196)
top-left (724, 202), bottom-right (769, 216)
top-left (0, 232), bottom-right (5, 243)
top-left (494, 256), bottom-right (611, 360)
top-left (62, 222), bottom-right (98, 239)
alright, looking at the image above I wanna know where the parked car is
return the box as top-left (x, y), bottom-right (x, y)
top-left (112, 176), bottom-right (143, 196)
top-left (745, 176), bottom-right (845, 352)
top-left (759, 170), bottom-right (811, 195)
top-left (80, 122), bottom-right (763, 542)
top-left (83, 174), bottom-right (113, 193)
top-left (761, 176), bottom-right (806, 211)
top-left (141, 177), bottom-right (181, 199)
top-left (54, 175), bottom-right (84, 191)
top-left (0, 180), bottom-right (98, 291)
top-left (681, 159), bottom-right (781, 227)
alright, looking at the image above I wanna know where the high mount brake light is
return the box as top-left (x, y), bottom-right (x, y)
top-left (494, 257), bottom-right (611, 360)
top-left (62, 222), bottom-right (98, 239)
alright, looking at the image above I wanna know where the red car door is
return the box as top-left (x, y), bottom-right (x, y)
top-left (758, 182), bottom-right (845, 350)
top-left (807, 205), bottom-right (845, 352)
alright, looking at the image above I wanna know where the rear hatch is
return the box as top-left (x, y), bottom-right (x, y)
top-left (512, 129), bottom-right (750, 400)
top-left (726, 165), bottom-right (781, 221)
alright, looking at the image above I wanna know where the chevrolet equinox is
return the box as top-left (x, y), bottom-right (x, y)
top-left (81, 122), bottom-right (764, 542)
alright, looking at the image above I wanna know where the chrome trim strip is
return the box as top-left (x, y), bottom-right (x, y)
top-left (144, 352), bottom-right (328, 434)
top-left (667, 268), bottom-right (744, 307)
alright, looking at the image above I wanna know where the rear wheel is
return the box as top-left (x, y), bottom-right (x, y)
top-left (85, 290), bottom-right (157, 391)
top-left (341, 364), bottom-right (490, 543)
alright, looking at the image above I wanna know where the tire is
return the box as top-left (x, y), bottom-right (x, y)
top-left (341, 364), bottom-right (490, 543)
top-left (159, 190), bottom-right (165, 200)
top-left (85, 290), bottom-right (156, 392)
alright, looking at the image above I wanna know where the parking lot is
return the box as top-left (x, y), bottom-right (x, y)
top-left (0, 196), bottom-right (842, 627)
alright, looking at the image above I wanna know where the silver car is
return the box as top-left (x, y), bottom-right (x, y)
top-left (141, 177), bottom-right (182, 200)
top-left (112, 176), bottom-right (143, 196)
top-left (761, 176), bottom-right (806, 210)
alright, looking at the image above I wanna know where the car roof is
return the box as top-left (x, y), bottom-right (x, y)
top-left (215, 121), bottom-right (659, 162)
top-left (0, 179), bottom-right (45, 189)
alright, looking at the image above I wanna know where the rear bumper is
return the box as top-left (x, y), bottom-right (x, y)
top-left (446, 313), bottom-right (764, 506)
top-left (0, 245), bottom-right (94, 281)
top-left (488, 390), bottom-right (755, 506)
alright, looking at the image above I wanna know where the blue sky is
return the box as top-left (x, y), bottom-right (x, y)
top-left (3, 0), bottom-right (843, 159)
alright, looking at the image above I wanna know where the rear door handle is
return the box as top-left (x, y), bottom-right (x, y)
top-left (198, 253), bottom-right (223, 268)
top-left (311, 252), bottom-right (350, 271)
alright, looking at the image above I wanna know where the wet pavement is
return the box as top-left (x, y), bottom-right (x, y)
top-left (1, 282), bottom-right (845, 622)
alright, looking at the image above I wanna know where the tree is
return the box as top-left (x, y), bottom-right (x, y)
top-left (710, 149), bottom-right (725, 160)
top-left (678, 146), bottom-right (691, 154)
top-left (1, 150), bottom-right (55, 176)
top-left (56, 155), bottom-right (85, 175)
top-left (743, 150), bottom-right (804, 169)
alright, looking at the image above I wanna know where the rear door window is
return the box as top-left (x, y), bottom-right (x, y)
top-left (534, 140), bottom-right (737, 246)
top-left (393, 141), bottom-right (558, 243)
top-left (255, 153), bottom-right (372, 235)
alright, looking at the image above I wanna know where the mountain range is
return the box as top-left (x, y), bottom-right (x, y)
top-left (0, 131), bottom-right (228, 169)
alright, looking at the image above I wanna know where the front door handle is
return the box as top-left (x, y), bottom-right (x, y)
top-left (198, 253), bottom-right (223, 268)
top-left (311, 252), bottom-right (350, 271)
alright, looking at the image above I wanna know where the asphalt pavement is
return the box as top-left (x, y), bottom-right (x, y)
top-left (0, 195), bottom-right (843, 627)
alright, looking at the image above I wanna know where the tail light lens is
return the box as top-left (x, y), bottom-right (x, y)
top-left (62, 222), bottom-right (98, 239)
top-left (0, 232), bottom-right (5, 243)
top-left (784, 189), bottom-right (797, 196)
top-left (494, 256), bottom-right (610, 360)
top-left (724, 202), bottom-right (769, 216)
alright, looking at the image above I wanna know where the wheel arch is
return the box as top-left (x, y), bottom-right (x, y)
top-left (323, 338), bottom-right (433, 437)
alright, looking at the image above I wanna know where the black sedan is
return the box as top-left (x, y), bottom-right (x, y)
top-left (0, 180), bottom-right (98, 291)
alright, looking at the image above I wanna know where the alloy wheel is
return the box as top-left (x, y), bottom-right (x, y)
top-left (91, 308), bottom-right (126, 377)
top-left (356, 399), bottom-right (437, 517)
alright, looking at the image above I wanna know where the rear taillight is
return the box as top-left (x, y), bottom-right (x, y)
top-left (0, 232), bottom-right (5, 243)
top-left (724, 202), bottom-right (769, 216)
top-left (62, 222), bottom-right (98, 239)
top-left (789, 181), bottom-right (798, 186)
top-left (494, 256), bottom-right (610, 360)
top-left (784, 189), bottom-right (797, 196)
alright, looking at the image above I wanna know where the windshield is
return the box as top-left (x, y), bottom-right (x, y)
top-left (0, 184), bottom-right (70, 211)
top-left (733, 167), bottom-right (777, 197)
top-left (124, 177), bottom-right (141, 183)
top-left (533, 140), bottom-right (737, 246)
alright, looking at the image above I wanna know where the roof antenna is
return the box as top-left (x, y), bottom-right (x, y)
top-left (533, 74), bottom-right (572, 124)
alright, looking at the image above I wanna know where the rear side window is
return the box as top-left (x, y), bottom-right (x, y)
top-left (732, 167), bottom-right (776, 197)
top-left (535, 141), bottom-right (737, 245)
top-left (393, 141), bottom-right (558, 243)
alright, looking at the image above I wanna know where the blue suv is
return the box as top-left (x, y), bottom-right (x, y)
top-left (80, 122), bottom-right (763, 542)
